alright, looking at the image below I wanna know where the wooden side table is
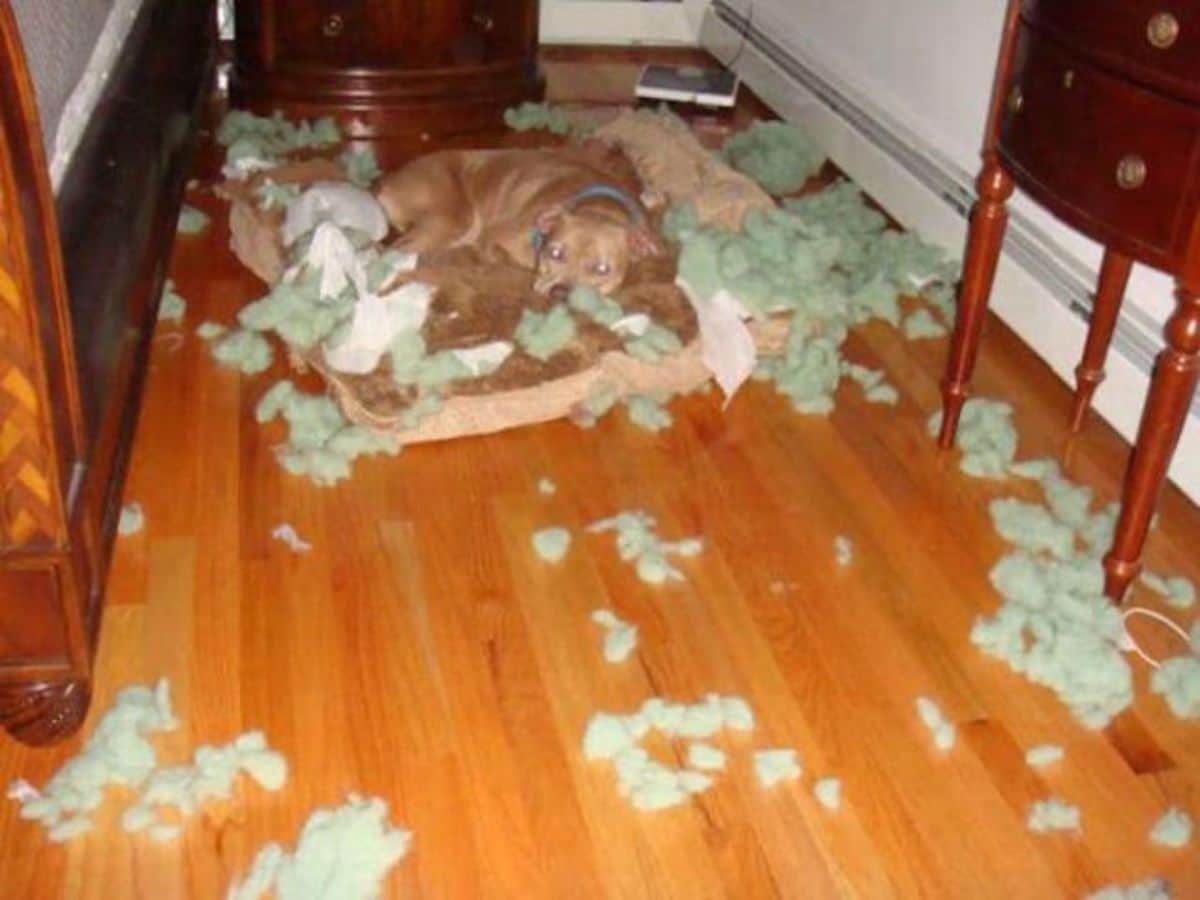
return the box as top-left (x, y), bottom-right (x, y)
top-left (938, 0), bottom-right (1200, 601)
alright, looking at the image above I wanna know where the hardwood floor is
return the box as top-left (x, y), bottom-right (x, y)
top-left (2, 48), bottom-right (1199, 898)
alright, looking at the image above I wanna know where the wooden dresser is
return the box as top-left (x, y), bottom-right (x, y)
top-left (232, 0), bottom-right (543, 138)
top-left (938, 0), bottom-right (1200, 600)
top-left (0, 1), bottom-right (215, 744)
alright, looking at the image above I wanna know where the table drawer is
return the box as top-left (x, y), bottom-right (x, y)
top-left (999, 24), bottom-right (1200, 260)
top-left (1023, 0), bottom-right (1200, 102)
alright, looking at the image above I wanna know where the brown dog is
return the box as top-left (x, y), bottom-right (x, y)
top-left (375, 148), bottom-right (659, 295)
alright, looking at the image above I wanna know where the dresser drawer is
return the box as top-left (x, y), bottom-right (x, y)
top-left (1023, 0), bottom-right (1200, 102)
top-left (998, 25), bottom-right (1200, 261)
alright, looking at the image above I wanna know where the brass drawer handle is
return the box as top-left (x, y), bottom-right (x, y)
top-left (1147, 12), bottom-right (1180, 49)
top-left (1007, 85), bottom-right (1024, 114)
top-left (1116, 154), bottom-right (1147, 189)
top-left (472, 11), bottom-right (495, 31)
top-left (322, 13), bottom-right (344, 38)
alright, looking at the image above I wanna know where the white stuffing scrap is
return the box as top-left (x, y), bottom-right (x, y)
top-left (915, 696), bottom-right (956, 751)
top-left (1087, 879), bottom-right (1172, 900)
top-left (587, 510), bottom-right (703, 585)
top-left (1149, 807), bottom-right (1193, 848)
top-left (753, 748), bottom-right (801, 788)
top-left (536, 477), bottom-right (557, 496)
top-left (590, 609), bottom-right (638, 663)
top-left (1027, 797), bottom-right (1081, 833)
top-left (1024, 744), bottom-right (1064, 768)
top-left (281, 181), bottom-right (389, 246)
top-left (613, 748), bottom-right (712, 811)
top-left (118, 501), bottom-right (145, 536)
top-left (451, 340), bottom-right (513, 378)
top-left (813, 777), bottom-right (842, 811)
top-left (271, 523), bottom-right (312, 553)
top-left (227, 794), bottom-right (412, 900)
top-left (122, 730), bottom-right (288, 841)
top-left (6, 778), bottom-right (39, 803)
top-left (18, 680), bottom-right (177, 841)
top-left (532, 526), bottom-right (571, 563)
top-left (1141, 571), bottom-right (1197, 610)
top-left (323, 281), bottom-right (435, 374)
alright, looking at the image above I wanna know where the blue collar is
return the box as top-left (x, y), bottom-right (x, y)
top-left (532, 183), bottom-right (645, 252)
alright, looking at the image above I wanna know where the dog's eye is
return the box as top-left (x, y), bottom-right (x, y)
top-left (547, 243), bottom-right (565, 261)
top-left (592, 261), bottom-right (611, 276)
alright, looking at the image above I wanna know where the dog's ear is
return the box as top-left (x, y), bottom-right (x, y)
top-left (535, 205), bottom-right (565, 235)
top-left (627, 226), bottom-right (662, 260)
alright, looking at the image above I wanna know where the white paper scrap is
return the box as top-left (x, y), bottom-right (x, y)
top-left (323, 282), bottom-right (435, 375)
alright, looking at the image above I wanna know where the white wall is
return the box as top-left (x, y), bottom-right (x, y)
top-left (540, 0), bottom-right (706, 45)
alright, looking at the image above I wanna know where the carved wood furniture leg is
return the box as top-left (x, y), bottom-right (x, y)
top-left (1070, 248), bottom-right (1133, 433)
top-left (938, 161), bottom-right (1015, 447)
top-left (0, 679), bottom-right (92, 745)
top-left (1103, 284), bottom-right (1200, 600)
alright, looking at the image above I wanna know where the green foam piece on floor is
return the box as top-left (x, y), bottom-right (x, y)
top-left (568, 284), bottom-right (624, 327)
top-left (503, 101), bottom-right (572, 136)
top-left (989, 498), bottom-right (1077, 559)
top-left (1141, 570), bottom-right (1197, 609)
top-left (1027, 797), bottom-right (1081, 833)
top-left (1149, 807), bottom-right (1193, 848)
top-left (722, 120), bottom-right (827, 195)
top-left (532, 526), bottom-right (571, 562)
top-left (118, 502), bottom-right (145, 536)
top-left (177, 204), bottom-right (210, 236)
top-left (587, 510), bottom-right (702, 585)
top-left (1086, 880), bottom-right (1172, 900)
top-left (753, 748), bottom-right (802, 787)
top-left (255, 380), bottom-right (400, 486)
top-left (158, 280), bottom-right (187, 323)
top-left (927, 398), bottom-right (1018, 478)
top-left (212, 328), bottom-right (273, 375)
top-left (813, 777), bottom-right (842, 811)
top-left (902, 307), bottom-right (947, 340)
top-left (623, 394), bottom-right (673, 432)
top-left (1151, 654), bottom-right (1200, 719)
top-left (573, 382), bottom-right (620, 429)
top-left (1024, 743), bottom-right (1064, 768)
top-left (338, 147), bottom-right (381, 188)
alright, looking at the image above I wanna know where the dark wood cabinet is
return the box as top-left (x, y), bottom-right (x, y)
top-left (938, 0), bottom-right (1200, 601)
top-left (0, 0), bottom-right (216, 744)
top-left (233, 0), bottom-right (543, 137)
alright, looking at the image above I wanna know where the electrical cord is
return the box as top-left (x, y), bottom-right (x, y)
top-left (715, 0), bottom-right (755, 71)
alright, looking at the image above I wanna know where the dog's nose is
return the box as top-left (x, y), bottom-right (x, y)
top-left (549, 283), bottom-right (570, 302)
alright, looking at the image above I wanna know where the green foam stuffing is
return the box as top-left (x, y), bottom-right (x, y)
top-left (212, 328), bottom-right (274, 375)
top-left (1151, 653), bottom-right (1200, 719)
top-left (813, 777), bottom-right (842, 811)
top-left (1141, 570), bottom-right (1196, 609)
top-left (1149, 807), bottom-right (1193, 848)
top-left (568, 284), bottom-right (624, 327)
top-left (177, 204), bottom-right (210, 236)
top-left (623, 394), bottom-right (673, 433)
top-left (338, 147), bottom-right (381, 188)
top-left (1024, 743), bottom-right (1064, 768)
top-left (915, 696), bottom-right (955, 751)
top-left (927, 398), bottom-right (1017, 478)
top-left (118, 502), bottom-right (145, 536)
top-left (503, 101), bottom-right (572, 136)
top-left (902, 307), bottom-right (947, 340)
top-left (514, 304), bottom-right (577, 362)
top-left (195, 321), bottom-right (227, 340)
top-left (255, 380), bottom-right (400, 486)
top-left (989, 498), bottom-right (1077, 559)
top-left (573, 382), bottom-right (620, 429)
top-left (722, 120), bottom-right (826, 195)
top-left (256, 179), bottom-right (302, 211)
top-left (239, 269), bottom-right (353, 351)
top-left (587, 510), bottom-right (702, 585)
top-left (1087, 880), bottom-right (1172, 900)
top-left (1027, 797), bottom-right (1081, 833)
top-left (217, 110), bottom-right (340, 156)
top-left (158, 280), bottom-right (186, 323)
top-left (623, 322), bottom-right (682, 363)
top-left (532, 526), bottom-right (571, 563)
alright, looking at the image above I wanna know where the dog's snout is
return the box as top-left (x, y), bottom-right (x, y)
top-left (548, 283), bottom-right (570, 302)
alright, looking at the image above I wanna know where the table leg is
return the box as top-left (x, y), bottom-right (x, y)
top-left (938, 160), bottom-right (1014, 447)
top-left (1103, 283), bottom-right (1200, 600)
top-left (1070, 248), bottom-right (1132, 433)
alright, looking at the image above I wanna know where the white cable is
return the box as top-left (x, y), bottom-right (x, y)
top-left (1119, 606), bottom-right (1190, 669)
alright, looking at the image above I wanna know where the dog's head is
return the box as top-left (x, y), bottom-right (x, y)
top-left (533, 207), bottom-right (661, 297)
